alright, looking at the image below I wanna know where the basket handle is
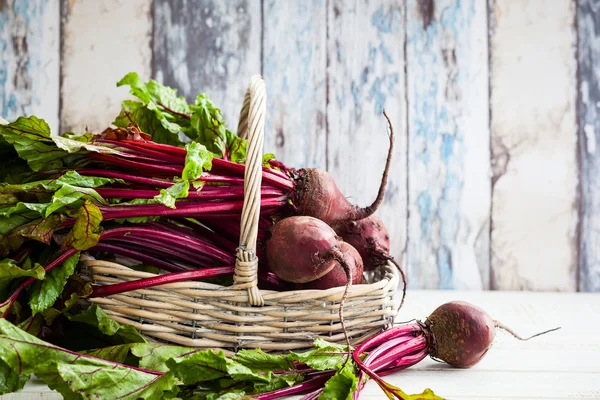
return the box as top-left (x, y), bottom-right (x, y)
top-left (233, 75), bottom-right (266, 307)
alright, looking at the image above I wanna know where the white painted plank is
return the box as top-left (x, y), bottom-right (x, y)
top-left (153, 0), bottom-right (261, 128)
top-left (577, 0), bottom-right (600, 292)
top-left (0, 0), bottom-right (60, 133)
top-left (326, 1), bottom-right (408, 268)
top-left (60, 0), bottom-right (152, 133)
top-left (406, 0), bottom-right (491, 290)
top-left (262, 0), bottom-right (327, 169)
top-left (489, 0), bottom-right (578, 291)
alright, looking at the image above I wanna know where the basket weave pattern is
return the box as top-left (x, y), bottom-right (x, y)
top-left (82, 76), bottom-right (400, 353)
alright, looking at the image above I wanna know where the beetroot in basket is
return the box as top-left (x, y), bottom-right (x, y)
top-left (0, 74), bottom-right (401, 368)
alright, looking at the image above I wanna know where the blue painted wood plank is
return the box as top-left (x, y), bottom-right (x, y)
top-left (406, 0), bottom-right (490, 289)
top-left (262, 0), bottom-right (327, 169)
top-left (326, 0), bottom-right (408, 270)
top-left (0, 0), bottom-right (59, 133)
top-left (578, 0), bottom-right (600, 292)
top-left (153, 0), bottom-right (261, 128)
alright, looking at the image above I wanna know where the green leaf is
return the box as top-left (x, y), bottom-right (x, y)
top-left (154, 142), bottom-right (213, 208)
top-left (0, 116), bottom-right (115, 172)
top-left (80, 344), bottom-right (137, 364)
top-left (0, 116), bottom-right (67, 171)
top-left (318, 363), bottom-right (358, 400)
top-left (290, 338), bottom-right (350, 371)
top-left (28, 251), bottom-right (80, 315)
top-left (131, 344), bottom-right (197, 373)
top-left (0, 359), bottom-right (29, 395)
top-left (232, 348), bottom-right (294, 372)
top-left (114, 100), bottom-right (182, 146)
top-left (44, 172), bottom-right (112, 217)
top-left (0, 258), bottom-right (45, 298)
top-left (9, 214), bottom-right (65, 245)
top-left (371, 382), bottom-right (445, 400)
top-left (61, 200), bottom-right (103, 251)
top-left (187, 94), bottom-right (247, 163)
top-left (262, 153), bottom-right (277, 168)
top-left (115, 72), bottom-right (190, 144)
top-left (0, 319), bottom-right (178, 399)
top-left (68, 304), bottom-right (147, 344)
top-left (56, 363), bottom-right (179, 400)
top-left (166, 349), bottom-right (273, 386)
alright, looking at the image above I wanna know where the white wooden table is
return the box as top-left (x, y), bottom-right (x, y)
top-left (2, 290), bottom-right (599, 400)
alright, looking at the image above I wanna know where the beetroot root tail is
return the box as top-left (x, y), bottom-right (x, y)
top-left (494, 321), bottom-right (561, 341)
top-left (350, 109), bottom-right (395, 222)
top-left (331, 248), bottom-right (353, 366)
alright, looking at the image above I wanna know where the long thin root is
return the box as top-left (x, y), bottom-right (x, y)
top-left (352, 109), bottom-right (395, 221)
top-left (387, 257), bottom-right (407, 315)
top-left (331, 248), bottom-right (353, 366)
top-left (494, 321), bottom-right (561, 341)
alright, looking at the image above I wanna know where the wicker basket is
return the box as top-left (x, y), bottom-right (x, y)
top-left (81, 75), bottom-right (401, 354)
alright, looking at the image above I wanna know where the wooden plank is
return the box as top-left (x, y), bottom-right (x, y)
top-left (489, 0), bottom-right (578, 291)
top-left (577, 0), bottom-right (600, 292)
top-left (60, 0), bottom-right (152, 133)
top-left (153, 0), bottom-right (261, 128)
top-left (0, 0), bottom-right (60, 133)
top-left (326, 1), bottom-right (407, 267)
top-left (262, 0), bottom-right (327, 169)
top-left (406, 0), bottom-right (491, 289)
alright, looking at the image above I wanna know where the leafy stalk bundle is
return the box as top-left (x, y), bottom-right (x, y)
top-left (0, 72), bottom-right (424, 399)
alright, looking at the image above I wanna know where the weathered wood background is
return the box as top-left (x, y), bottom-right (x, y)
top-left (1, 0), bottom-right (597, 292)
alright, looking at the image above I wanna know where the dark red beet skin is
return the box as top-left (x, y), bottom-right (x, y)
top-left (425, 301), bottom-right (496, 368)
top-left (293, 169), bottom-right (357, 228)
top-left (301, 242), bottom-right (364, 289)
top-left (336, 214), bottom-right (390, 270)
top-left (266, 216), bottom-right (343, 283)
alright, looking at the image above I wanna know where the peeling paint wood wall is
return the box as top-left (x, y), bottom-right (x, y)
top-left (489, 0), bottom-right (578, 291)
top-left (2, 0), bottom-right (599, 292)
top-left (0, 0), bottom-right (59, 134)
top-left (578, 0), bottom-right (600, 292)
top-left (406, 0), bottom-right (490, 290)
top-left (60, 0), bottom-right (153, 133)
top-left (327, 0), bottom-right (408, 267)
top-left (153, 0), bottom-right (261, 127)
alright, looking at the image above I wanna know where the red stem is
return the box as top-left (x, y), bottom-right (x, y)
top-left (93, 196), bottom-right (288, 221)
top-left (253, 371), bottom-right (335, 400)
top-left (95, 186), bottom-right (285, 200)
top-left (75, 169), bottom-right (174, 188)
top-left (90, 266), bottom-right (235, 297)
top-left (91, 243), bottom-right (189, 272)
top-left (1, 248), bottom-right (79, 317)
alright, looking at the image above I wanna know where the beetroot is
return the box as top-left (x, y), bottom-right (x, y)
top-left (300, 242), bottom-right (364, 289)
top-left (292, 110), bottom-right (395, 228)
top-left (351, 300), bottom-right (561, 398)
top-left (265, 216), bottom-right (344, 283)
top-left (424, 301), bottom-right (496, 367)
top-left (265, 215), bottom-right (357, 353)
top-left (335, 214), bottom-right (391, 270)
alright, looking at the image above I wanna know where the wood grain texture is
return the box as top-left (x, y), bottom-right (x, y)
top-left (262, 0), bottom-right (327, 169)
top-left (577, 0), bottom-right (600, 292)
top-left (60, 0), bottom-right (152, 133)
top-left (153, 0), bottom-right (261, 129)
top-left (326, 1), bottom-right (408, 268)
top-left (406, 0), bottom-right (491, 290)
top-left (489, 0), bottom-right (578, 291)
top-left (0, 0), bottom-right (59, 133)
